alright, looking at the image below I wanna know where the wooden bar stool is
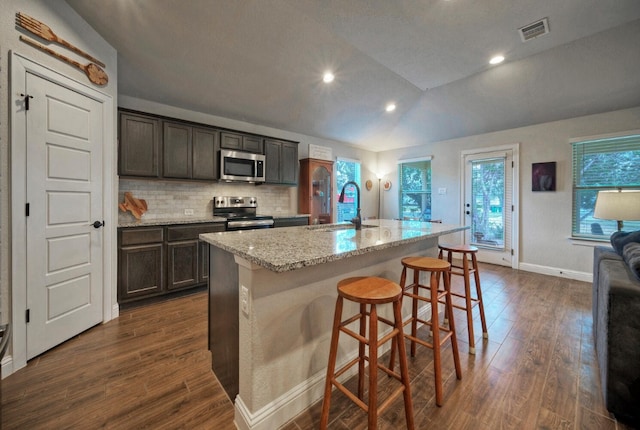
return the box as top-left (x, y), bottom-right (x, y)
top-left (390, 256), bottom-right (462, 407)
top-left (320, 276), bottom-right (414, 430)
top-left (438, 244), bottom-right (488, 354)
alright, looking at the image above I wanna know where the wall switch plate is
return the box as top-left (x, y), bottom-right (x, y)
top-left (438, 188), bottom-right (447, 195)
top-left (184, 208), bottom-right (194, 215)
top-left (240, 285), bottom-right (249, 315)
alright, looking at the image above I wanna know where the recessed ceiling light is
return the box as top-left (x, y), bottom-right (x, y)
top-left (323, 72), bottom-right (335, 83)
top-left (385, 103), bottom-right (396, 112)
top-left (489, 55), bottom-right (505, 65)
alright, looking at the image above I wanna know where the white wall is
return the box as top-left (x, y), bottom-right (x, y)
top-left (378, 106), bottom-right (640, 277)
top-left (0, 0), bottom-right (118, 369)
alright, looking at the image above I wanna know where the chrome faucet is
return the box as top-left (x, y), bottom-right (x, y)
top-left (338, 181), bottom-right (362, 230)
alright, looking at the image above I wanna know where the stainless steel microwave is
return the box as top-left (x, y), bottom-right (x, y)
top-left (219, 149), bottom-right (266, 183)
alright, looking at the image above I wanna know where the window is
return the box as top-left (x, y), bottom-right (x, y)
top-left (336, 158), bottom-right (361, 222)
top-left (398, 158), bottom-right (431, 221)
top-left (572, 133), bottom-right (640, 238)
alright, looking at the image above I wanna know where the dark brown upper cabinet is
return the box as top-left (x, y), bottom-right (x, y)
top-left (118, 109), bottom-right (297, 183)
top-left (119, 112), bottom-right (161, 177)
top-left (264, 139), bottom-right (298, 185)
top-left (163, 121), bottom-right (219, 180)
top-left (192, 127), bottom-right (219, 180)
top-left (163, 121), bottom-right (192, 178)
top-left (220, 132), bottom-right (264, 154)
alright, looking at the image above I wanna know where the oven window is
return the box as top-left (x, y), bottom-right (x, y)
top-left (224, 157), bottom-right (254, 177)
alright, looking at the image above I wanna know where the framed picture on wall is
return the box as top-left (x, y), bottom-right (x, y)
top-left (532, 161), bottom-right (556, 191)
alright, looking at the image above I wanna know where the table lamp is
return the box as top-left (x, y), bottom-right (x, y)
top-left (593, 190), bottom-right (640, 231)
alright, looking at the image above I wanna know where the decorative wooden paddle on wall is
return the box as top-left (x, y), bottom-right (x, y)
top-left (19, 35), bottom-right (108, 86)
top-left (16, 12), bottom-right (106, 67)
top-left (119, 192), bottom-right (148, 219)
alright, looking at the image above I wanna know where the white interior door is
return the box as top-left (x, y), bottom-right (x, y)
top-left (25, 71), bottom-right (104, 359)
top-left (462, 146), bottom-right (519, 268)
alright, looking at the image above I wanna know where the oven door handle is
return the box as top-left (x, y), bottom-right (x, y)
top-left (227, 219), bottom-right (274, 229)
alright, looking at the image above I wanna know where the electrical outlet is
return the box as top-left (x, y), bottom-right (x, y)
top-left (438, 188), bottom-right (447, 195)
top-left (240, 285), bottom-right (249, 315)
top-left (184, 208), bottom-right (194, 216)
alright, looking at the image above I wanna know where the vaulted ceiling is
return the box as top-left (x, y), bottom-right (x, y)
top-left (66, 0), bottom-right (640, 151)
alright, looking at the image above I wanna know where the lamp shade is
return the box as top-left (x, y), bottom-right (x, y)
top-left (594, 190), bottom-right (640, 221)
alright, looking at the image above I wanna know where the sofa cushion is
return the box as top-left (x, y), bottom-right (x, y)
top-left (611, 230), bottom-right (640, 255)
top-left (622, 242), bottom-right (640, 282)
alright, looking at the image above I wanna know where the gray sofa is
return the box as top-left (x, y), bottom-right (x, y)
top-left (593, 246), bottom-right (640, 427)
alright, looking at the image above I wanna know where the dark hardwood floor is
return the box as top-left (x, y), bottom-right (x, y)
top-left (1, 262), bottom-right (634, 429)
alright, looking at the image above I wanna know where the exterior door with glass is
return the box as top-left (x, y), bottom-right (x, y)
top-left (462, 146), bottom-right (519, 268)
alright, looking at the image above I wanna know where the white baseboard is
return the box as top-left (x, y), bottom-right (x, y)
top-left (111, 303), bottom-right (119, 319)
top-left (234, 305), bottom-right (432, 430)
top-left (2, 355), bottom-right (14, 379)
top-left (518, 262), bottom-right (592, 283)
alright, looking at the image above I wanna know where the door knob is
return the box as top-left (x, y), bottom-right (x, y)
top-left (92, 220), bottom-right (105, 228)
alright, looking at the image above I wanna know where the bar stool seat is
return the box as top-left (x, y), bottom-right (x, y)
top-left (438, 244), bottom-right (488, 355)
top-left (320, 276), bottom-right (414, 430)
top-left (390, 256), bottom-right (462, 407)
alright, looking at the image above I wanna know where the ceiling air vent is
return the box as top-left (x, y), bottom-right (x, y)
top-left (518, 18), bottom-right (550, 42)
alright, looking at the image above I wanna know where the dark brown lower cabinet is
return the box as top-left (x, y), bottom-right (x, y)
top-left (167, 240), bottom-right (199, 290)
top-left (199, 240), bottom-right (210, 283)
top-left (118, 227), bottom-right (165, 302)
top-left (118, 222), bottom-right (225, 304)
top-left (119, 242), bottom-right (165, 301)
top-left (273, 216), bottom-right (309, 228)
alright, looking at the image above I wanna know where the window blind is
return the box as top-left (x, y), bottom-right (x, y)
top-left (571, 134), bottom-right (640, 237)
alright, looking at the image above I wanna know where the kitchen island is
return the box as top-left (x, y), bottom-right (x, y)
top-left (200, 219), bottom-right (467, 430)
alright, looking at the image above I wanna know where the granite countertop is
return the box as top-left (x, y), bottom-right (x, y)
top-left (118, 213), bottom-right (310, 228)
top-left (200, 219), bottom-right (468, 273)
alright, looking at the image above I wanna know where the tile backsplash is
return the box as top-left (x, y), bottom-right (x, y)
top-left (118, 179), bottom-right (297, 224)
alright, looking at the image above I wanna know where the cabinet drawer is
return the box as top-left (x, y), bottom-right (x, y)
top-left (120, 227), bottom-right (164, 245)
top-left (167, 223), bottom-right (226, 241)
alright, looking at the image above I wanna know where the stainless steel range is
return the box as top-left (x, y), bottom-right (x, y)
top-left (213, 196), bottom-right (274, 231)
